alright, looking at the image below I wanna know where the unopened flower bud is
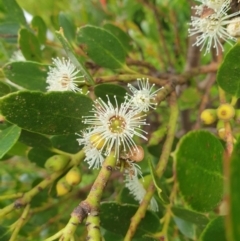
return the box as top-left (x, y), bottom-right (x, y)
top-left (227, 17), bottom-right (240, 37)
top-left (45, 155), bottom-right (70, 172)
top-left (200, 109), bottom-right (217, 124)
top-left (65, 166), bottom-right (82, 186)
top-left (56, 177), bottom-right (71, 196)
top-left (89, 133), bottom-right (105, 150)
top-left (217, 103), bottom-right (235, 121)
top-left (129, 146), bottom-right (144, 162)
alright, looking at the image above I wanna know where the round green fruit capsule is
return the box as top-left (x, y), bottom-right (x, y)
top-left (44, 155), bottom-right (70, 172)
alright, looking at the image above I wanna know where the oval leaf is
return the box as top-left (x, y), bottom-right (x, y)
top-left (51, 134), bottom-right (81, 154)
top-left (103, 23), bottom-right (132, 52)
top-left (100, 202), bottom-right (160, 237)
top-left (229, 137), bottom-right (240, 241)
top-left (19, 130), bottom-right (52, 148)
top-left (0, 82), bottom-right (11, 97)
top-left (3, 61), bottom-right (48, 91)
top-left (31, 16), bottom-right (47, 44)
top-left (19, 28), bottom-right (42, 62)
top-left (217, 42), bottom-right (240, 97)
top-left (94, 84), bottom-right (127, 104)
top-left (176, 130), bottom-right (224, 212)
top-left (0, 91), bottom-right (93, 135)
top-left (77, 25), bottom-right (126, 69)
top-left (0, 125), bottom-right (21, 158)
top-left (200, 216), bottom-right (227, 241)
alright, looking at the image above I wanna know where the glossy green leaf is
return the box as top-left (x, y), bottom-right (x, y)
top-left (19, 28), bottom-right (42, 62)
top-left (2, 0), bottom-right (27, 28)
top-left (58, 12), bottom-right (76, 42)
top-left (100, 202), bottom-right (160, 237)
top-left (200, 216), bottom-right (226, 241)
top-left (94, 84), bottom-right (127, 104)
top-left (229, 137), bottom-right (240, 241)
top-left (77, 25), bottom-right (126, 69)
top-left (51, 134), bottom-right (81, 154)
top-left (0, 225), bottom-right (10, 241)
top-left (19, 130), bottom-right (52, 148)
top-left (0, 82), bottom-right (11, 97)
top-left (0, 91), bottom-right (93, 135)
top-left (148, 157), bottom-right (169, 204)
top-left (31, 16), bottom-right (47, 44)
top-left (7, 141), bottom-right (28, 156)
top-left (174, 217), bottom-right (196, 239)
top-left (28, 147), bottom-right (54, 168)
top-left (103, 23), bottom-right (132, 52)
top-left (55, 29), bottom-right (94, 85)
top-left (217, 42), bottom-right (240, 97)
top-left (172, 207), bottom-right (209, 227)
top-left (0, 125), bottom-right (21, 158)
top-left (176, 130), bottom-right (224, 212)
top-left (3, 61), bottom-right (48, 91)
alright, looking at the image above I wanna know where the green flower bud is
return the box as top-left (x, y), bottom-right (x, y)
top-left (56, 177), bottom-right (71, 196)
top-left (65, 166), bottom-right (82, 186)
top-left (200, 109), bottom-right (217, 125)
top-left (217, 103), bottom-right (235, 121)
top-left (44, 155), bottom-right (70, 172)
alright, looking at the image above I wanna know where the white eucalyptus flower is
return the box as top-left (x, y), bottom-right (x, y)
top-left (127, 78), bottom-right (163, 112)
top-left (46, 57), bottom-right (84, 92)
top-left (83, 96), bottom-right (148, 160)
top-left (76, 129), bottom-right (104, 169)
top-left (194, 0), bottom-right (230, 13)
top-left (189, 2), bottom-right (240, 55)
top-left (124, 161), bottom-right (158, 212)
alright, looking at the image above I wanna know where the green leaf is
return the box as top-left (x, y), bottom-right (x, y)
top-left (3, 61), bottom-right (48, 91)
top-left (100, 202), bottom-right (160, 237)
top-left (0, 125), bottom-right (21, 158)
top-left (58, 12), bottom-right (76, 42)
top-left (51, 134), bottom-right (81, 154)
top-left (103, 23), bottom-right (132, 52)
top-left (19, 28), bottom-right (42, 62)
top-left (2, 0), bottom-right (27, 28)
top-left (172, 207), bottom-right (209, 227)
top-left (200, 216), bottom-right (227, 241)
top-left (176, 130), bottom-right (224, 212)
top-left (0, 91), bottom-right (93, 135)
top-left (174, 217), bottom-right (196, 239)
top-left (55, 29), bottom-right (94, 85)
top-left (0, 225), bottom-right (10, 241)
top-left (7, 141), bottom-right (28, 156)
top-left (31, 16), bottom-right (47, 44)
top-left (148, 157), bottom-right (169, 204)
top-left (217, 42), bottom-right (240, 97)
top-left (77, 25), bottom-right (126, 69)
top-left (229, 137), bottom-right (240, 241)
top-left (28, 147), bottom-right (53, 168)
top-left (19, 130), bottom-right (52, 148)
top-left (94, 84), bottom-right (127, 104)
top-left (0, 82), bottom-right (11, 97)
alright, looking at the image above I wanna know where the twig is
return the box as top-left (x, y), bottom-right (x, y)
top-left (123, 92), bottom-right (179, 241)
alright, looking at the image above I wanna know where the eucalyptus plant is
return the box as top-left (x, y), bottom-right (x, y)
top-left (0, 0), bottom-right (240, 241)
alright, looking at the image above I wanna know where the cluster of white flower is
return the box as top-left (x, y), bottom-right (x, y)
top-left (77, 78), bottom-right (162, 211)
top-left (46, 57), bottom-right (84, 92)
top-left (189, 0), bottom-right (240, 55)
